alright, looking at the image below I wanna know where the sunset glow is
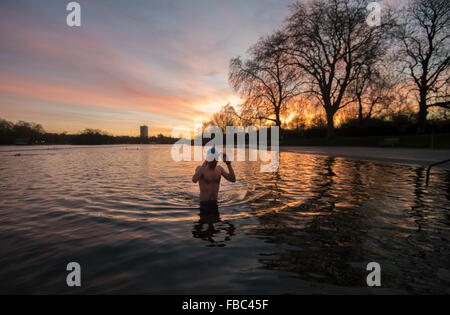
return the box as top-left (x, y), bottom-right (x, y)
top-left (0, 0), bottom-right (292, 136)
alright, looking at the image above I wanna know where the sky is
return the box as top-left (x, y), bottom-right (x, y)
top-left (0, 0), bottom-right (295, 136)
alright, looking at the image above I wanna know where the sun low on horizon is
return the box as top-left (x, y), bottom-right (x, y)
top-left (0, 0), bottom-right (293, 136)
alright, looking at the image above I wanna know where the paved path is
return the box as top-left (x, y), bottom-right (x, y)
top-left (281, 146), bottom-right (450, 170)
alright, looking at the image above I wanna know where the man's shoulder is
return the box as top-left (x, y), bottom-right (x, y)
top-left (195, 165), bottom-right (205, 174)
top-left (216, 165), bottom-right (225, 172)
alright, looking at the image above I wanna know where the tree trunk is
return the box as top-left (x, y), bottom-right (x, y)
top-left (417, 101), bottom-right (428, 134)
top-left (325, 109), bottom-right (336, 139)
top-left (357, 95), bottom-right (364, 127)
top-left (275, 117), bottom-right (281, 127)
top-left (417, 90), bottom-right (428, 134)
top-left (275, 109), bottom-right (282, 129)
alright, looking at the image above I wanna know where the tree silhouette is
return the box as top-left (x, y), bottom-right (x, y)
top-left (284, 0), bottom-right (393, 138)
top-left (395, 0), bottom-right (450, 133)
top-left (229, 32), bottom-right (303, 129)
top-left (203, 103), bottom-right (239, 133)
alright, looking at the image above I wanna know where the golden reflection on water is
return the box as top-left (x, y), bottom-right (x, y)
top-left (0, 145), bottom-right (449, 293)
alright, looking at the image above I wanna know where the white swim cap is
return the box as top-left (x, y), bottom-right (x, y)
top-left (206, 147), bottom-right (219, 161)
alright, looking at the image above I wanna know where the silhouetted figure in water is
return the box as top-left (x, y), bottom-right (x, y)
top-left (192, 148), bottom-right (236, 211)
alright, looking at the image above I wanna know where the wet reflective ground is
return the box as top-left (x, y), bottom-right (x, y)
top-left (0, 145), bottom-right (449, 294)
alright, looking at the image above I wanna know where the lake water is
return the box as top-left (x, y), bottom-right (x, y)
top-left (0, 145), bottom-right (449, 294)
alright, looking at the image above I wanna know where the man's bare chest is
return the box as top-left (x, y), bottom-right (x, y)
top-left (201, 168), bottom-right (221, 183)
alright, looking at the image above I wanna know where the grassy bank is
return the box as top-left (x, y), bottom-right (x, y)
top-left (280, 133), bottom-right (450, 149)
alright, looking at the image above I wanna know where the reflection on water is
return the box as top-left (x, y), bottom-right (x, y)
top-left (192, 208), bottom-right (236, 247)
top-left (0, 145), bottom-right (449, 294)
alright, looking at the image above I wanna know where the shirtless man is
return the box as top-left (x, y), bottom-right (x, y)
top-left (192, 148), bottom-right (236, 211)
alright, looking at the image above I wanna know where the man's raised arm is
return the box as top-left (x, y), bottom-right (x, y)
top-left (192, 161), bottom-right (207, 183)
top-left (220, 153), bottom-right (236, 183)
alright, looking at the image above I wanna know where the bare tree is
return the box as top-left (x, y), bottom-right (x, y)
top-left (396, 0), bottom-right (450, 133)
top-left (203, 103), bottom-right (239, 133)
top-left (229, 32), bottom-right (303, 129)
top-left (351, 64), bottom-right (396, 126)
top-left (284, 0), bottom-right (393, 138)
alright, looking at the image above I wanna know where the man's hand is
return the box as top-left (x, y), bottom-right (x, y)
top-left (222, 152), bottom-right (231, 165)
top-left (220, 153), bottom-right (236, 182)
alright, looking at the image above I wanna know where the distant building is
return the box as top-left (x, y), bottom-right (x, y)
top-left (140, 125), bottom-right (148, 138)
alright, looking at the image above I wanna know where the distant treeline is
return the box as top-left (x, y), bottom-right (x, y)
top-left (282, 115), bottom-right (450, 138)
top-left (0, 118), bottom-right (178, 145)
top-left (2, 115), bottom-right (450, 146)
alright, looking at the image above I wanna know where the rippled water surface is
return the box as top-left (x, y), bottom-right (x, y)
top-left (0, 145), bottom-right (449, 294)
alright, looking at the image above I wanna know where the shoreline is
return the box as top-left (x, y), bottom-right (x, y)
top-left (282, 146), bottom-right (450, 170)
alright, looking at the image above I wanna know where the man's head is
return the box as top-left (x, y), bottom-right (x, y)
top-left (206, 147), bottom-right (219, 168)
